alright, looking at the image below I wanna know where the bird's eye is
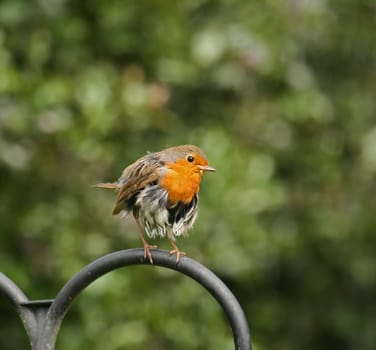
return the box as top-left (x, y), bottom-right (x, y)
top-left (187, 155), bottom-right (194, 163)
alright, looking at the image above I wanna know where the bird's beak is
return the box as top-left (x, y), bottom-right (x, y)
top-left (198, 165), bottom-right (216, 172)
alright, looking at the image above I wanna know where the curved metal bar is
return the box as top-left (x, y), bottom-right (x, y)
top-left (0, 272), bottom-right (29, 306)
top-left (39, 249), bottom-right (251, 350)
top-left (0, 272), bottom-right (37, 347)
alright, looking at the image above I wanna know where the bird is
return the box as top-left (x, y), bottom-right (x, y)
top-left (95, 144), bottom-right (215, 264)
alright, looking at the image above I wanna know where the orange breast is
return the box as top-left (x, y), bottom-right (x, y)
top-left (160, 163), bottom-right (202, 204)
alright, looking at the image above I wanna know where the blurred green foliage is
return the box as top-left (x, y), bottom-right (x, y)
top-left (0, 0), bottom-right (375, 349)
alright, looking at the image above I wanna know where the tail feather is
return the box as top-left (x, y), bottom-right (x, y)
top-left (93, 182), bottom-right (120, 189)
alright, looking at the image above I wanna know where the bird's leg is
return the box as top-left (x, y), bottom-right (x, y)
top-left (135, 219), bottom-right (158, 264)
top-left (133, 209), bottom-right (157, 264)
top-left (169, 239), bottom-right (186, 263)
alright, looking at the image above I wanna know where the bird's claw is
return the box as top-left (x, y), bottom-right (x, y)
top-left (169, 249), bottom-right (186, 264)
top-left (143, 243), bottom-right (158, 264)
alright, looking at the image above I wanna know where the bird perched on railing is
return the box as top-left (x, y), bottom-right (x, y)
top-left (95, 144), bottom-right (215, 264)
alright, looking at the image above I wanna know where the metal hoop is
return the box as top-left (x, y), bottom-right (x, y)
top-left (1, 249), bottom-right (251, 350)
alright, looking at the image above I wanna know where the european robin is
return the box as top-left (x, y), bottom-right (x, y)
top-left (95, 144), bottom-right (215, 264)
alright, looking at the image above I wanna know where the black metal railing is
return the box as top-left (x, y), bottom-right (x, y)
top-left (0, 248), bottom-right (251, 350)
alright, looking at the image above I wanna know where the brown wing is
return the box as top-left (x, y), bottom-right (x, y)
top-left (112, 155), bottom-right (162, 215)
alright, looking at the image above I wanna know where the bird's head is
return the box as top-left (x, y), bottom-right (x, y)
top-left (159, 145), bottom-right (216, 175)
